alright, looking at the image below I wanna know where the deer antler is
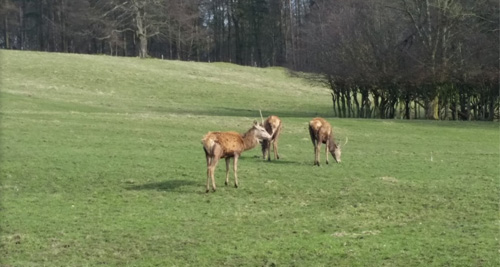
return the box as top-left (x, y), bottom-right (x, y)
top-left (259, 109), bottom-right (264, 124)
top-left (343, 137), bottom-right (348, 147)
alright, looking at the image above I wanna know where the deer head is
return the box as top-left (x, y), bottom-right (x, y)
top-left (251, 120), bottom-right (272, 141)
top-left (331, 137), bottom-right (348, 163)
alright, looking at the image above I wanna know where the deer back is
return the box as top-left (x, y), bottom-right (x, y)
top-left (202, 131), bottom-right (244, 156)
top-left (264, 115), bottom-right (282, 139)
top-left (309, 117), bottom-right (332, 143)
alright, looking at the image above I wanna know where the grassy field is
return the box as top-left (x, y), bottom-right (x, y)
top-left (1, 50), bottom-right (499, 266)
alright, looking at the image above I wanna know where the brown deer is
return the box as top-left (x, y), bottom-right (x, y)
top-left (202, 121), bottom-right (272, 193)
top-left (308, 117), bottom-right (347, 166)
top-left (260, 114), bottom-right (282, 161)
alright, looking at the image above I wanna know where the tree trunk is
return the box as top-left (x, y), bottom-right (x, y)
top-left (4, 16), bottom-right (9, 49)
top-left (488, 99), bottom-right (495, 121)
top-left (38, 0), bottom-right (45, 50)
top-left (336, 91), bottom-right (342, 117)
top-left (341, 91), bottom-right (347, 118)
top-left (353, 89), bottom-right (360, 118)
top-left (443, 102), bottom-right (448, 120)
top-left (226, 0), bottom-right (231, 62)
top-left (231, 11), bottom-right (242, 65)
top-left (373, 93), bottom-right (380, 118)
top-left (169, 22), bottom-right (173, 59)
top-left (195, 23), bottom-right (200, 61)
top-left (109, 41), bottom-right (113, 56)
top-left (404, 91), bottom-right (411, 119)
top-left (60, 0), bottom-right (67, 52)
top-left (331, 92), bottom-right (337, 117)
top-left (379, 97), bottom-right (387, 119)
top-left (288, 0), bottom-right (295, 67)
top-left (360, 87), bottom-right (370, 118)
top-left (466, 95), bottom-right (472, 121)
top-left (139, 34), bottom-right (147, 58)
top-left (346, 89), bottom-right (352, 117)
top-left (177, 24), bottom-right (181, 60)
top-left (135, 3), bottom-right (147, 58)
top-left (459, 87), bottom-right (467, 120)
top-left (123, 33), bottom-right (127, 56)
top-left (19, 0), bottom-right (25, 49)
top-left (426, 95), bottom-right (439, 120)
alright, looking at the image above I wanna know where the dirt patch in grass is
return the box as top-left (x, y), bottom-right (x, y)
top-left (380, 176), bottom-right (399, 183)
top-left (332, 230), bottom-right (381, 238)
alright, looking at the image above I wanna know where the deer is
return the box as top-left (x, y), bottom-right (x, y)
top-left (202, 120), bottom-right (272, 193)
top-left (259, 112), bottom-right (282, 161)
top-left (308, 117), bottom-right (347, 166)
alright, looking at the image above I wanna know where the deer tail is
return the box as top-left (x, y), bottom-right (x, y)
top-left (277, 120), bottom-right (283, 136)
top-left (202, 133), bottom-right (216, 154)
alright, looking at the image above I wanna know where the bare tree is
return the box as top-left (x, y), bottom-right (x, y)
top-left (162, 0), bottom-right (203, 60)
top-left (0, 0), bottom-right (17, 49)
top-left (396, 0), bottom-right (475, 119)
top-left (98, 0), bottom-right (168, 58)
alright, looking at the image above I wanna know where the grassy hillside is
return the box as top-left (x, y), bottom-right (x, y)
top-left (1, 50), bottom-right (332, 117)
top-left (1, 50), bottom-right (499, 266)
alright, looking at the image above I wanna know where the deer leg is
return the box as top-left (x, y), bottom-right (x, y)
top-left (262, 140), bottom-right (267, 160)
top-left (325, 139), bottom-right (329, 165)
top-left (209, 145), bottom-right (223, 192)
top-left (313, 145), bottom-right (317, 165)
top-left (209, 158), bottom-right (218, 192)
top-left (314, 144), bottom-right (321, 166)
top-left (225, 157), bottom-right (230, 186)
top-left (210, 158), bottom-right (220, 192)
top-left (318, 144), bottom-right (322, 166)
top-left (313, 134), bottom-right (321, 166)
top-left (266, 140), bottom-right (272, 161)
top-left (274, 128), bottom-right (281, 160)
top-left (233, 154), bottom-right (239, 188)
top-left (206, 154), bottom-right (212, 193)
top-left (273, 139), bottom-right (279, 160)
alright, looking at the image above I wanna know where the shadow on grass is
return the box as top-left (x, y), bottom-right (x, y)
top-left (261, 159), bottom-right (300, 165)
top-left (152, 106), bottom-right (329, 118)
top-left (243, 155), bottom-right (309, 165)
top-left (126, 179), bottom-right (197, 192)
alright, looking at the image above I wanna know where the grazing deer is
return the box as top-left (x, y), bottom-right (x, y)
top-left (202, 121), bottom-right (272, 193)
top-left (260, 114), bottom-right (282, 161)
top-left (308, 117), bottom-right (347, 166)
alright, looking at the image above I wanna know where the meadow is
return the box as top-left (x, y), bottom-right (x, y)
top-left (1, 50), bottom-right (498, 266)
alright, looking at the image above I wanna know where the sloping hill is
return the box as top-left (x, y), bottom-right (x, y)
top-left (1, 50), bottom-right (332, 118)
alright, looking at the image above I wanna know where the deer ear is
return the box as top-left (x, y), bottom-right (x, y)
top-left (253, 120), bottom-right (258, 125)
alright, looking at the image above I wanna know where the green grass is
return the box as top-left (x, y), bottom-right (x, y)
top-left (1, 50), bottom-right (499, 266)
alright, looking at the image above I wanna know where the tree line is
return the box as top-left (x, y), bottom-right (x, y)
top-left (292, 0), bottom-right (499, 121)
top-left (1, 0), bottom-right (498, 120)
top-left (0, 0), bottom-right (300, 65)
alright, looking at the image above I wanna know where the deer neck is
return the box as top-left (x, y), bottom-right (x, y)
top-left (328, 136), bottom-right (337, 152)
top-left (241, 129), bottom-right (259, 151)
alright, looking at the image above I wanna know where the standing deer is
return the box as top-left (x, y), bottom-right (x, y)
top-left (260, 114), bottom-right (282, 161)
top-left (308, 117), bottom-right (347, 166)
top-left (202, 121), bottom-right (272, 193)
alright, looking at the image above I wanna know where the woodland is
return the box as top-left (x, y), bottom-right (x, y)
top-left (1, 0), bottom-right (498, 120)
